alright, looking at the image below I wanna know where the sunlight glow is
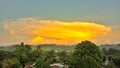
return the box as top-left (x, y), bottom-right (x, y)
top-left (4, 18), bottom-right (111, 44)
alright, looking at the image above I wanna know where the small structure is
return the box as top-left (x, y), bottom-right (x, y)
top-left (50, 63), bottom-right (69, 68)
top-left (105, 57), bottom-right (109, 66)
top-left (102, 57), bottom-right (110, 68)
top-left (24, 61), bottom-right (35, 68)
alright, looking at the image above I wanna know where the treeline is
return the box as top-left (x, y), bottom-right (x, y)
top-left (1, 40), bottom-right (119, 68)
top-left (0, 44), bottom-right (75, 52)
top-left (102, 44), bottom-right (120, 68)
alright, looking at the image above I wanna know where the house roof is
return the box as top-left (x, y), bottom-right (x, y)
top-left (25, 61), bottom-right (35, 65)
top-left (50, 63), bottom-right (64, 67)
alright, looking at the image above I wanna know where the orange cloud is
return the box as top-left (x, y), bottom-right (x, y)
top-left (4, 18), bottom-right (111, 44)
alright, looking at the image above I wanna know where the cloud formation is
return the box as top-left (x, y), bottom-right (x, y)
top-left (4, 18), bottom-right (111, 44)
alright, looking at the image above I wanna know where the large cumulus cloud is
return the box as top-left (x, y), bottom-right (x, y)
top-left (4, 18), bottom-right (111, 44)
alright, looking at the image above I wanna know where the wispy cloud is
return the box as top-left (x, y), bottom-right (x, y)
top-left (4, 18), bottom-right (111, 44)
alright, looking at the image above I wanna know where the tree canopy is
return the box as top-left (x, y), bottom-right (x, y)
top-left (71, 41), bottom-right (102, 68)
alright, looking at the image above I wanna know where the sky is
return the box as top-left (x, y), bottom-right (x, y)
top-left (0, 0), bottom-right (120, 45)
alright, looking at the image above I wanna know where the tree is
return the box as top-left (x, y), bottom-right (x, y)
top-left (45, 50), bottom-right (56, 62)
top-left (102, 48), bottom-right (107, 55)
top-left (1, 58), bottom-right (14, 68)
top-left (107, 59), bottom-right (116, 68)
top-left (107, 48), bottom-right (120, 55)
top-left (0, 50), bottom-right (5, 60)
top-left (112, 55), bottom-right (120, 67)
top-left (13, 58), bottom-right (22, 68)
top-left (57, 51), bottom-right (69, 63)
top-left (13, 42), bottom-right (31, 67)
top-left (34, 45), bottom-right (43, 58)
top-left (35, 58), bottom-right (43, 68)
top-left (71, 41), bottom-right (102, 68)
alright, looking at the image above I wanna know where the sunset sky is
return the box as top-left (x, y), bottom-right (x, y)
top-left (0, 0), bottom-right (120, 45)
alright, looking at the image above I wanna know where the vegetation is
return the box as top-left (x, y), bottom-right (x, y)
top-left (102, 44), bottom-right (120, 68)
top-left (0, 41), bottom-right (120, 68)
top-left (70, 41), bottom-right (102, 68)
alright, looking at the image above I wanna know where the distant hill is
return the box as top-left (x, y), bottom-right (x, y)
top-left (1, 43), bottom-right (120, 52)
top-left (37, 44), bottom-right (75, 51)
top-left (0, 44), bottom-right (75, 52)
top-left (0, 45), bottom-right (15, 51)
top-left (100, 44), bottom-right (120, 50)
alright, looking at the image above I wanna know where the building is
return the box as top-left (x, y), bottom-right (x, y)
top-left (24, 61), bottom-right (35, 68)
top-left (50, 63), bottom-right (69, 68)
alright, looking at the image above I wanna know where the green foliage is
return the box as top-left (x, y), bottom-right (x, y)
top-left (35, 58), bottom-right (43, 68)
top-left (1, 58), bottom-right (14, 68)
top-left (44, 50), bottom-right (56, 63)
top-left (0, 50), bottom-right (5, 60)
top-left (34, 45), bottom-right (43, 58)
top-left (107, 60), bottom-right (116, 68)
top-left (57, 51), bottom-right (69, 63)
top-left (107, 48), bottom-right (120, 55)
top-left (13, 42), bottom-right (31, 64)
top-left (13, 58), bottom-right (22, 68)
top-left (71, 41), bottom-right (102, 68)
top-left (102, 48), bottom-right (107, 55)
top-left (2, 41), bottom-right (119, 68)
top-left (112, 55), bottom-right (120, 67)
